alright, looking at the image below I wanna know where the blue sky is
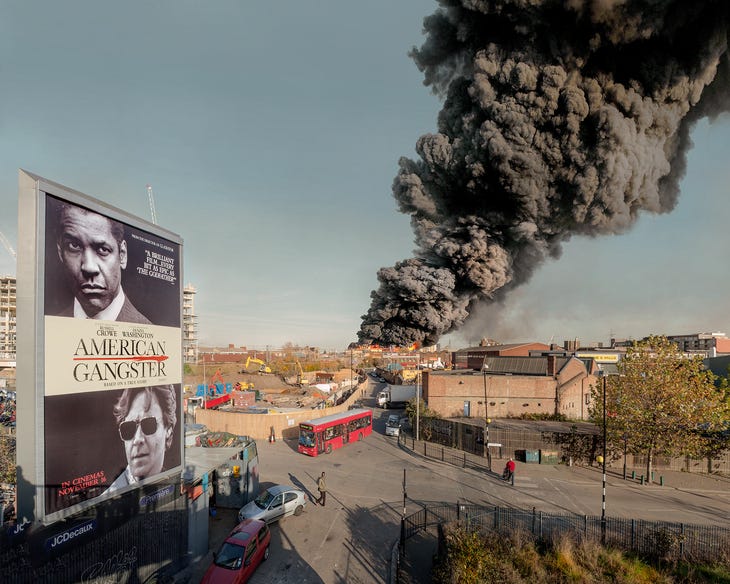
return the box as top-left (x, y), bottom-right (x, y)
top-left (1, 1), bottom-right (729, 351)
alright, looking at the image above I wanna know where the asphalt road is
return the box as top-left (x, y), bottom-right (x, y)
top-left (184, 389), bottom-right (730, 584)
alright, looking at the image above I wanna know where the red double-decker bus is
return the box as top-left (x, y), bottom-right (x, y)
top-left (298, 408), bottom-right (373, 456)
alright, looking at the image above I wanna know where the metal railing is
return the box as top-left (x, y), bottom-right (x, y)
top-left (402, 502), bottom-right (730, 564)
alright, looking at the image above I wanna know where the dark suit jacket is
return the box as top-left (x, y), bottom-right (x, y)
top-left (57, 296), bottom-right (152, 324)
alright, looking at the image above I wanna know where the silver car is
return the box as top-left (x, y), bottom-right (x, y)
top-left (385, 414), bottom-right (401, 437)
top-left (238, 485), bottom-right (306, 524)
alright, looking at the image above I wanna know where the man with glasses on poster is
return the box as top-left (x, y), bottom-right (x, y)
top-left (104, 385), bottom-right (177, 495)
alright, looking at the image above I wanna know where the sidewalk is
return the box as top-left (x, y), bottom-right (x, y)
top-left (397, 527), bottom-right (438, 584)
top-left (398, 432), bottom-right (730, 498)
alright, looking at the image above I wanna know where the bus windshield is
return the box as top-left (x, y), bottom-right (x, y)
top-left (299, 429), bottom-right (315, 448)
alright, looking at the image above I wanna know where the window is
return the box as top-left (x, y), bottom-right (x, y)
top-left (258, 524), bottom-right (269, 544)
top-left (244, 537), bottom-right (258, 564)
top-left (285, 492), bottom-right (298, 504)
top-left (353, 415), bottom-right (371, 430)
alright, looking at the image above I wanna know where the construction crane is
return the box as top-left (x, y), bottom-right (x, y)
top-left (146, 184), bottom-right (157, 225)
top-left (0, 230), bottom-right (16, 261)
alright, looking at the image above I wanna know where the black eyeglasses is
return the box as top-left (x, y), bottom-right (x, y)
top-left (119, 417), bottom-right (158, 441)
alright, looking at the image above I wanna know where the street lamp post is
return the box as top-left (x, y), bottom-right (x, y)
top-left (415, 355), bottom-right (420, 441)
top-left (203, 357), bottom-right (207, 409)
top-left (400, 468), bottom-right (407, 555)
top-left (482, 361), bottom-right (491, 471)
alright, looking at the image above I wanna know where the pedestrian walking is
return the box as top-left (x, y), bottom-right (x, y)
top-left (503, 458), bottom-right (515, 484)
top-left (316, 471), bottom-right (327, 506)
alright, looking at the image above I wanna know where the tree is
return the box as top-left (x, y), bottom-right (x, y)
top-left (590, 335), bottom-right (727, 483)
top-left (0, 435), bottom-right (15, 484)
top-left (405, 397), bottom-right (440, 440)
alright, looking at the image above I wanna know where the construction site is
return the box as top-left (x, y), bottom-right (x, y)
top-left (183, 358), bottom-right (363, 419)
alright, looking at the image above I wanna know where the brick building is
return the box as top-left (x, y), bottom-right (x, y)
top-left (423, 354), bottom-right (598, 421)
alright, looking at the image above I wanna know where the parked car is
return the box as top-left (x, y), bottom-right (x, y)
top-left (201, 518), bottom-right (270, 584)
top-left (238, 485), bottom-right (306, 524)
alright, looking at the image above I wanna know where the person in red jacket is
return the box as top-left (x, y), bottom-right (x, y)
top-left (503, 458), bottom-right (515, 482)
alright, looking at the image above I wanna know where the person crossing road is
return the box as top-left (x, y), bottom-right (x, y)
top-left (316, 471), bottom-right (327, 506)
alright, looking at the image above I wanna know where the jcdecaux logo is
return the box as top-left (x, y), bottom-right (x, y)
top-left (45, 519), bottom-right (96, 551)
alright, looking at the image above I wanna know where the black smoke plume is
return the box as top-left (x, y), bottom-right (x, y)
top-left (358, 0), bottom-right (730, 347)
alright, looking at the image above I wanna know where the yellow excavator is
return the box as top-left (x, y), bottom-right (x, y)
top-left (243, 356), bottom-right (272, 374)
top-left (296, 360), bottom-right (309, 386)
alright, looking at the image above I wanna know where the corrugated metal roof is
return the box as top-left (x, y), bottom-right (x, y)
top-left (482, 356), bottom-right (572, 376)
top-left (459, 342), bottom-right (544, 353)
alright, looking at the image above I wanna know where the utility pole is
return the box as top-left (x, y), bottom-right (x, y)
top-left (482, 358), bottom-right (491, 471)
top-left (415, 353), bottom-right (420, 441)
top-left (400, 468), bottom-right (407, 555)
top-left (598, 370), bottom-right (608, 543)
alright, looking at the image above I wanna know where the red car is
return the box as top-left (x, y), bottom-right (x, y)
top-left (201, 518), bottom-right (271, 583)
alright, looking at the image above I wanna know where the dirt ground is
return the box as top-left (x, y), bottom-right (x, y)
top-left (184, 364), bottom-right (359, 409)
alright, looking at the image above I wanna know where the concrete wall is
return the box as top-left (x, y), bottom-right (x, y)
top-left (195, 384), bottom-right (364, 441)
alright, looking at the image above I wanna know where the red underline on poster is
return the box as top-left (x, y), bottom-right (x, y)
top-left (72, 356), bottom-right (169, 362)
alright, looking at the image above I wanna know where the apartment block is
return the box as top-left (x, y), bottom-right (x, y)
top-left (0, 275), bottom-right (16, 360)
top-left (665, 332), bottom-right (730, 356)
top-left (183, 284), bottom-right (198, 364)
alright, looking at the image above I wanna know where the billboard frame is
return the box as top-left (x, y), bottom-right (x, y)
top-left (17, 170), bottom-right (184, 524)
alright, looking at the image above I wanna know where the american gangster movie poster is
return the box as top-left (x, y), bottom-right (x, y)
top-left (42, 194), bottom-right (182, 515)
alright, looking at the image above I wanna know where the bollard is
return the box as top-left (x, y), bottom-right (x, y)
top-left (631, 470), bottom-right (635, 480)
top-left (640, 474), bottom-right (644, 485)
top-left (660, 475), bottom-right (664, 486)
top-left (651, 471), bottom-right (654, 482)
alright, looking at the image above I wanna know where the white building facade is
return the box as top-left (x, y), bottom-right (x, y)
top-left (0, 275), bottom-right (16, 361)
top-left (183, 283), bottom-right (198, 364)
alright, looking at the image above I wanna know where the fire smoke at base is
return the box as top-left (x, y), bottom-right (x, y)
top-left (358, 0), bottom-right (730, 347)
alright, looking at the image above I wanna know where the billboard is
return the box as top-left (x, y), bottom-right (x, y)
top-left (17, 171), bottom-right (183, 523)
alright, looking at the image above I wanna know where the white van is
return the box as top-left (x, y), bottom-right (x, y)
top-left (385, 414), bottom-right (401, 437)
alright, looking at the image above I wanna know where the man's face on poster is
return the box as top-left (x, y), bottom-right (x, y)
top-left (120, 391), bottom-right (171, 480)
top-left (57, 206), bottom-right (127, 317)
